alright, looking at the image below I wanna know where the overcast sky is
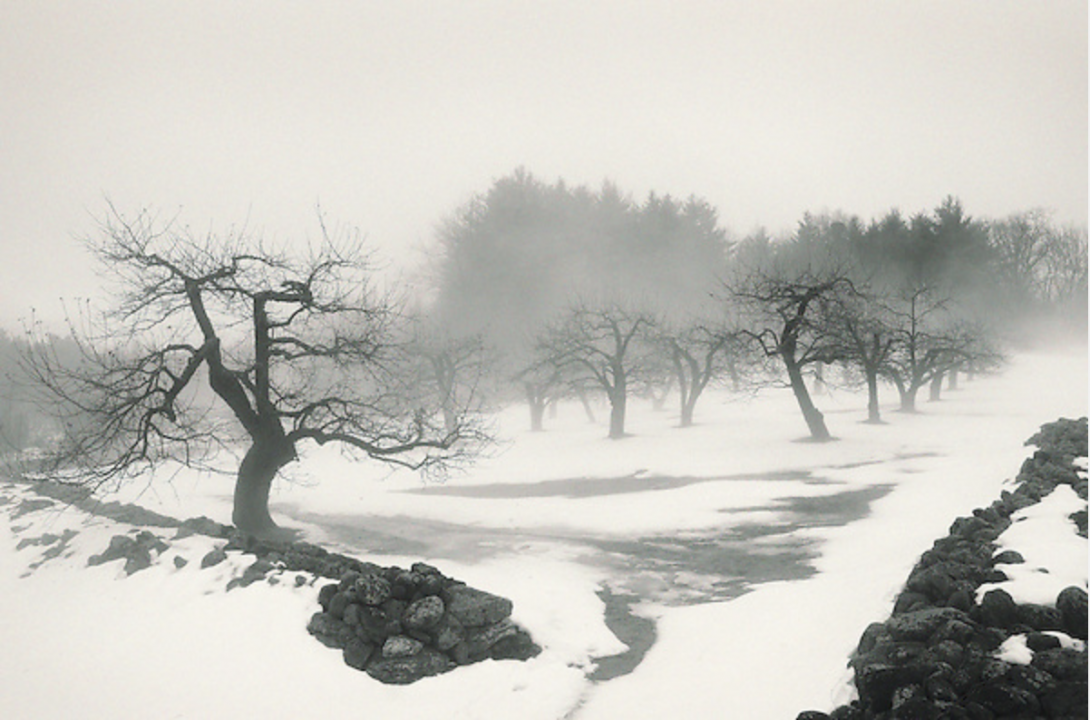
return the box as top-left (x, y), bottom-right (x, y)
top-left (1, 1), bottom-right (1086, 331)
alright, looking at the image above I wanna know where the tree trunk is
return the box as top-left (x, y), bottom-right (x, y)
top-left (576, 385), bottom-right (596, 423)
top-left (899, 385), bottom-right (919, 412)
top-left (929, 372), bottom-right (944, 402)
top-left (865, 369), bottom-right (882, 423)
top-left (233, 438), bottom-right (293, 536)
top-left (947, 367), bottom-right (959, 390)
top-left (680, 397), bottom-right (696, 428)
top-left (608, 370), bottom-right (627, 439)
top-left (529, 399), bottom-right (546, 432)
top-left (786, 361), bottom-right (830, 440)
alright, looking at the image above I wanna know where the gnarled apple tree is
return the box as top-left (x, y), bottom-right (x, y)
top-left (23, 207), bottom-right (483, 537)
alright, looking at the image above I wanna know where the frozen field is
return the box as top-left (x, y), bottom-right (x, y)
top-left (0, 345), bottom-right (1086, 719)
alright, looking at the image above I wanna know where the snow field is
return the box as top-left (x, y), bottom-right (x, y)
top-left (0, 345), bottom-right (1085, 718)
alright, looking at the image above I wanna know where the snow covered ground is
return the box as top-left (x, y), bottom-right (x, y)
top-left (0, 345), bottom-right (1086, 719)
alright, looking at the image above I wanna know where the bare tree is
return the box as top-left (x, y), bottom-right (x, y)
top-left (825, 291), bottom-right (898, 423)
top-left (880, 284), bottom-right (1001, 412)
top-left (22, 206), bottom-right (483, 537)
top-left (658, 320), bottom-right (750, 428)
top-left (734, 265), bottom-right (858, 441)
top-left (538, 303), bottom-right (654, 439)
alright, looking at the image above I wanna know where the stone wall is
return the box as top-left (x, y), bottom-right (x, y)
top-left (306, 562), bottom-right (540, 684)
top-left (797, 417), bottom-right (1088, 720)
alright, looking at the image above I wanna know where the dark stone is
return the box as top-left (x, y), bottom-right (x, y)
top-left (1007, 663), bottom-right (1058, 696)
top-left (122, 545), bottom-right (153, 575)
top-left (382, 635), bottom-right (424, 658)
top-left (489, 627), bottom-right (541, 661)
top-left (1042, 681), bottom-right (1088, 718)
top-left (173, 555), bottom-right (189, 569)
top-left (200, 546), bottom-right (228, 569)
top-left (318, 582), bottom-right (339, 612)
top-left (856, 622), bottom-right (888, 656)
top-left (134, 530), bottom-right (169, 554)
top-left (342, 636), bottom-right (374, 671)
top-left (978, 589), bottom-right (1019, 629)
top-left (329, 592), bottom-right (351, 620)
top-left (923, 640), bottom-right (966, 666)
top-left (307, 612), bottom-right (353, 650)
top-left (829, 705), bottom-right (865, 720)
top-left (354, 574), bottom-right (393, 606)
top-left (1016, 603), bottom-right (1063, 632)
top-left (175, 516), bottom-right (231, 539)
top-left (795, 712), bottom-right (830, 720)
top-left (966, 626), bottom-right (1006, 652)
top-left (403, 595), bottom-right (445, 632)
top-left (966, 682), bottom-right (1039, 716)
top-left (365, 648), bottom-right (456, 685)
top-left (356, 605), bottom-right (398, 643)
top-left (342, 603), bottom-right (363, 627)
top-left (855, 663), bottom-right (930, 712)
top-left (887, 608), bottom-right (971, 642)
top-left (925, 672), bottom-right (958, 703)
top-left (893, 591), bottom-right (931, 615)
top-left (1025, 631), bottom-right (1062, 652)
top-left (1056, 586), bottom-right (1088, 640)
top-left (946, 588), bottom-right (974, 612)
top-left (1031, 648), bottom-right (1088, 681)
top-left (442, 585), bottom-right (514, 627)
top-left (991, 549), bottom-right (1024, 565)
top-left (433, 614), bottom-right (465, 652)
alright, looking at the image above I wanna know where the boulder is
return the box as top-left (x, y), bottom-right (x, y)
top-left (200, 546), bottom-right (228, 570)
top-left (307, 612), bottom-right (353, 650)
top-left (1042, 681), bottom-right (1088, 718)
top-left (317, 582), bottom-right (339, 611)
top-left (1056, 586), bottom-right (1087, 640)
top-left (1031, 648), bottom-right (1088, 681)
top-left (1015, 603), bottom-right (1063, 632)
top-left (403, 595), bottom-right (445, 632)
top-left (442, 585), bottom-right (513, 627)
top-left (991, 549), bottom-right (1025, 565)
top-left (382, 635), bottom-right (425, 659)
top-left (365, 648), bottom-right (456, 685)
top-left (342, 637), bottom-right (374, 671)
top-left (978, 588), bottom-right (1019, 629)
top-left (887, 607), bottom-right (971, 642)
top-left (354, 574), bottom-right (393, 606)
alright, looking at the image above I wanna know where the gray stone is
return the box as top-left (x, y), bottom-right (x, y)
top-left (342, 637), bottom-right (374, 671)
top-left (1056, 585), bottom-right (1088, 640)
top-left (307, 612), bottom-right (353, 650)
top-left (886, 607), bottom-right (970, 642)
top-left (979, 588), bottom-right (1019, 628)
top-left (354, 574), bottom-right (393, 606)
top-left (403, 595), bottom-right (445, 632)
top-left (200, 546), bottom-right (228, 569)
top-left (366, 648), bottom-right (456, 684)
top-left (442, 585), bottom-right (513, 627)
top-left (382, 635), bottom-right (424, 658)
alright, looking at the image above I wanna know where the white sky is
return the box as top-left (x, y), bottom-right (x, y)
top-left (1, 0), bottom-right (1086, 331)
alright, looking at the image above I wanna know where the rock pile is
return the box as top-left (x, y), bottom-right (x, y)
top-left (306, 562), bottom-right (540, 684)
top-left (797, 417), bottom-right (1088, 720)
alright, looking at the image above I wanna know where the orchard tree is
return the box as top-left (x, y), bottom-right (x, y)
top-left (880, 284), bottom-right (1001, 412)
top-left (733, 251), bottom-right (859, 441)
top-left (22, 207), bottom-right (482, 537)
top-left (538, 303), bottom-right (654, 439)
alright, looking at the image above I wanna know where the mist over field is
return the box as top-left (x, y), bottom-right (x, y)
top-left (0, 2), bottom-right (1086, 718)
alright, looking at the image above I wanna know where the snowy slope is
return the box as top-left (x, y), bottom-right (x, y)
top-left (0, 346), bottom-right (1085, 719)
